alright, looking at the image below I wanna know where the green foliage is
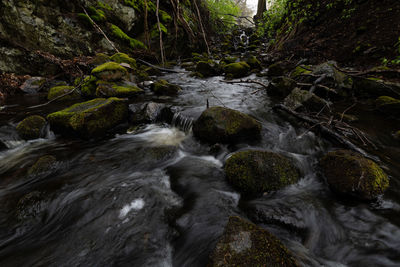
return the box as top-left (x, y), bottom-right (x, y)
top-left (205, 0), bottom-right (240, 32)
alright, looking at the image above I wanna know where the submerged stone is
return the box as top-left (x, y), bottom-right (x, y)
top-left (151, 80), bottom-right (182, 96)
top-left (16, 115), bottom-right (46, 140)
top-left (28, 155), bottom-right (57, 176)
top-left (193, 107), bottom-right (261, 144)
top-left (375, 96), bottom-right (400, 116)
top-left (225, 150), bottom-right (300, 195)
top-left (209, 216), bottom-right (299, 267)
top-left (224, 62), bottom-right (250, 78)
top-left (47, 98), bottom-right (128, 139)
top-left (96, 81), bottom-right (143, 98)
top-left (320, 150), bottom-right (389, 200)
top-left (47, 85), bottom-right (80, 101)
top-left (91, 62), bottom-right (128, 81)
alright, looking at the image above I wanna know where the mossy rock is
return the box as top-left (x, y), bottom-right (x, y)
top-left (196, 60), bottom-right (220, 77)
top-left (268, 77), bottom-right (297, 98)
top-left (96, 81), bottom-right (143, 98)
top-left (16, 115), bottom-right (46, 140)
top-left (375, 96), bottom-right (400, 116)
top-left (28, 155), bottom-right (57, 176)
top-left (290, 65), bottom-right (312, 78)
top-left (284, 88), bottom-right (329, 112)
top-left (267, 61), bottom-right (292, 77)
top-left (151, 80), bottom-right (182, 96)
top-left (224, 62), bottom-right (250, 78)
top-left (209, 216), bottom-right (299, 267)
top-left (91, 62), bottom-right (128, 81)
top-left (47, 86), bottom-right (80, 101)
top-left (110, 52), bottom-right (137, 69)
top-left (320, 150), bottom-right (389, 200)
top-left (353, 77), bottom-right (400, 98)
top-left (80, 76), bottom-right (98, 98)
top-left (192, 107), bottom-right (261, 144)
top-left (246, 56), bottom-right (262, 70)
top-left (47, 98), bottom-right (128, 139)
top-left (222, 56), bottom-right (238, 64)
top-left (225, 150), bottom-right (300, 195)
top-left (89, 53), bottom-right (110, 66)
top-left (16, 191), bottom-right (45, 221)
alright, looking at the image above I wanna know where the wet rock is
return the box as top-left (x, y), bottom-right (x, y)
top-left (195, 61), bottom-right (220, 77)
top-left (95, 81), bottom-right (143, 98)
top-left (225, 150), bottom-right (300, 195)
top-left (221, 56), bottom-right (238, 65)
top-left (16, 115), bottom-right (46, 140)
top-left (0, 140), bottom-right (7, 151)
top-left (313, 61), bottom-right (353, 91)
top-left (320, 150), bottom-right (389, 200)
top-left (268, 76), bottom-right (297, 98)
top-left (224, 62), bottom-right (251, 78)
top-left (193, 107), bottom-right (261, 144)
top-left (245, 56), bottom-right (262, 70)
top-left (267, 61), bottom-right (293, 77)
top-left (284, 88), bottom-right (330, 113)
top-left (20, 77), bottom-right (46, 94)
top-left (151, 80), bottom-right (182, 96)
top-left (110, 52), bottom-right (137, 69)
top-left (209, 216), bottom-right (299, 267)
top-left (16, 191), bottom-right (46, 221)
top-left (129, 102), bottom-right (171, 124)
top-left (28, 155), bottom-right (57, 176)
top-left (47, 85), bottom-right (81, 101)
top-left (353, 77), bottom-right (400, 98)
top-left (91, 62), bottom-right (128, 82)
top-left (47, 97), bottom-right (128, 138)
top-left (375, 96), bottom-right (400, 116)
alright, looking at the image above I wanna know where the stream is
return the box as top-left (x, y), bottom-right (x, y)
top-left (0, 70), bottom-right (399, 266)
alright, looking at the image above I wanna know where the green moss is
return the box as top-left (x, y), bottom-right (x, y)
top-left (150, 23), bottom-right (167, 38)
top-left (151, 80), bottom-right (181, 96)
top-left (28, 155), bottom-right (56, 176)
top-left (110, 24), bottom-right (146, 49)
top-left (290, 65), bottom-right (312, 78)
top-left (77, 13), bottom-right (93, 27)
top-left (210, 216), bottom-right (299, 267)
top-left (91, 62), bottom-right (128, 81)
top-left (110, 52), bottom-right (137, 68)
top-left (224, 62), bottom-right (250, 78)
top-left (47, 98), bottom-right (128, 138)
top-left (97, 1), bottom-right (113, 11)
top-left (80, 76), bottom-right (98, 98)
top-left (88, 6), bottom-right (106, 22)
top-left (47, 86), bottom-right (80, 101)
top-left (376, 95), bottom-right (400, 106)
top-left (225, 150), bottom-right (300, 195)
top-left (375, 96), bottom-right (400, 115)
top-left (96, 81), bottom-right (143, 97)
top-left (320, 150), bottom-right (389, 200)
top-left (16, 115), bottom-right (46, 140)
top-left (246, 56), bottom-right (262, 70)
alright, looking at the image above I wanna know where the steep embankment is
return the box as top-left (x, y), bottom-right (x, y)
top-left (270, 0), bottom-right (400, 67)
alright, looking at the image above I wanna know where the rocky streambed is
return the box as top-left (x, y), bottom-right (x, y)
top-left (0, 51), bottom-right (400, 266)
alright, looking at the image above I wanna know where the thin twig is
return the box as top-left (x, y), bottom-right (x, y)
top-left (193, 0), bottom-right (210, 55)
top-left (156, 0), bottom-right (165, 66)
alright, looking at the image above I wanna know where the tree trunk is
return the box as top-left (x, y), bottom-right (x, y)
top-left (254, 0), bottom-right (266, 22)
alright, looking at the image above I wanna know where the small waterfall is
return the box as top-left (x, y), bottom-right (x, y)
top-left (170, 112), bottom-right (193, 133)
top-left (240, 31), bottom-right (249, 46)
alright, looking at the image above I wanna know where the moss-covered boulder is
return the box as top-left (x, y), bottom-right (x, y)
top-left (151, 80), bottom-right (182, 96)
top-left (320, 150), bottom-right (389, 200)
top-left (290, 65), bottom-right (312, 78)
top-left (47, 86), bottom-right (80, 101)
top-left (28, 155), bottom-right (57, 176)
top-left (47, 98), bottom-right (128, 139)
top-left (267, 61), bottom-right (293, 77)
top-left (225, 150), bottom-right (300, 195)
top-left (96, 81), bottom-right (143, 98)
top-left (268, 77), bottom-right (298, 98)
top-left (89, 53), bottom-right (110, 66)
top-left (246, 56), bottom-right (262, 70)
top-left (16, 191), bottom-right (46, 221)
top-left (224, 62), bottom-right (250, 78)
top-left (209, 216), bottom-right (299, 267)
top-left (195, 60), bottom-right (220, 77)
top-left (353, 77), bottom-right (400, 98)
top-left (193, 107), bottom-right (261, 144)
top-left (91, 62), bottom-right (128, 81)
top-left (284, 88), bottom-right (329, 112)
top-left (110, 52), bottom-right (137, 68)
top-left (375, 96), bottom-right (400, 116)
top-left (80, 76), bottom-right (98, 98)
top-left (16, 115), bottom-right (46, 140)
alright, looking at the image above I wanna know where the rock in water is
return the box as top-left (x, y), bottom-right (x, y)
top-left (28, 155), bottom-right (57, 176)
top-left (209, 216), bottom-right (299, 267)
top-left (225, 150), bottom-right (300, 195)
top-left (224, 62), bottom-right (251, 78)
top-left (192, 107), bottom-right (261, 144)
top-left (91, 62), bottom-right (128, 81)
top-left (16, 115), bottom-right (46, 140)
top-left (47, 98), bottom-right (128, 139)
top-left (95, 81), bottom-right (143, 98)
top-left (151, 80), bottom-right (182, 96)
top-left (320, 150), bottom-right (389, 200)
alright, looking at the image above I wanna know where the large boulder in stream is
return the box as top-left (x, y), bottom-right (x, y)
top-left (151, 80), bottom-right (182, 96)
top-left (47, 97), bottom-right (128, 138)
top-left (209, 216), bottom-right (299, 267)
top-left (225, 150), bottom-right (300, 196)
top-left (320, 150), bottom-right (389, 200)
top-left (224, 62), bottom-right (251, 78)
top-left (16, 115), bottom-right (47, 140)
top-left (193, 107), bottom-right (261, 144)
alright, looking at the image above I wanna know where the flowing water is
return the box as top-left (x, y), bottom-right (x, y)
top-left (0, 70), bottom-right (399, 266)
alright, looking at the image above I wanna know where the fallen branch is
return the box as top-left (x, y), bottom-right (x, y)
top-left (223, 79), bottom-right (269, 89)
top-left (135, 58), bottom-right (184, 73)
top-left (273, 104), bottom-right (378, 161)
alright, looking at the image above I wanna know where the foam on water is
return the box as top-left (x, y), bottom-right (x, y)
top-left (119, 199), bottom-right (145, 219)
